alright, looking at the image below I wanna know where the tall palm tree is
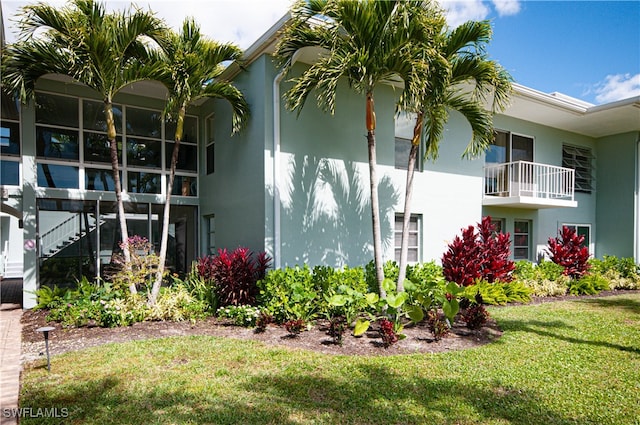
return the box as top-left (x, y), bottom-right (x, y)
top-left (148, 19), bottom-right (249, 306)
top-left (275, 0), bottom-right (430, 297)
top-left (1, 0), bottom-right (166, 294)
top-left (395, 19), bottom-right (513, 291)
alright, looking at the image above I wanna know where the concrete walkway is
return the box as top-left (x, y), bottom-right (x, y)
top-left (0, 303), bottom-right (22, 425)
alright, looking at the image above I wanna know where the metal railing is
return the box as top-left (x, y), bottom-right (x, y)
top-left (40, 213), bottom-right (101, 258)
top-left (484, 161), bottom-right (575, 200)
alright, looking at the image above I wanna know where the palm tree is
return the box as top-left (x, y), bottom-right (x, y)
top-left (395, 19), bottom-right (513, 291)
top-left (275, 0), bottom-right (429, 298)
top-left (148, 18), bottom-right (249, 306)
top-left (1, 0), bottom-right (166, 294)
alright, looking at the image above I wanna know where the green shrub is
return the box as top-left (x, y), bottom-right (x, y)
top-left (33, 284), bottom-right (72, 310)
top-left (365, 260), bottom-right (399, 293)
top-left (502, 281), bottom-right (533, 304)
top-left (516, 260), bottom-right (569, 297)
top-left (257, 266), bottom-right (316, 322)
top-left (462, 281), bottom-right (508, 305)
top-left (99, 295), bottom-right (148, 327)
top-left (216, 305), bottom-right (262, 327)
top-left (147, 285), bottom-right (209, 322)
top-left (513, 260), bottom-right (536, 280)
top-left (171, 263), bottom-right (218, 311)
top-left (589, 256), bottom-right (640, 290)
top-left (568, 274), bottom-right (609, 295)
top-left (535, 260), bottom-right (566, 281)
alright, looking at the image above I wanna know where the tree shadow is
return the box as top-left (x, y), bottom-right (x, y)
top-left (575, 296), bottom-right (640, 316)
top-left (21, 362), bottom-right (582, 425)
top-left (20, 374), bottom-right (301, 425)
top-left (242, 364), bottom-right (581, 425)
top-left (277, 154), bottom-right (399, 267)
top-left (497, 318), bottom-right (639, 355)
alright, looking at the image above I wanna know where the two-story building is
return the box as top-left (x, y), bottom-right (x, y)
top-left (2, 15), bottom-right (639, 308)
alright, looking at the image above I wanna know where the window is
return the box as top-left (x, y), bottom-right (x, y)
top-left (166, 116), bottom-right (198, 172)
top-left (395, 137), bottom-right (420, 170)
top-left (206, 115), bottom-right (215, 175)
top-left (562, 145), bottom-right (593, 193)
top-left (1, 92), bottom-right (21, 186)
top-left (513, 220), bottom-right (531, 260)
top-left (32, 92), bottom-right (198, 193)
top-left (562, 224), bottom-right (591, 253)
top-left (207, 215), bottom-right (216, 254)
top-left (487, 130), bottom-right (534, 164)
top-left (490, 217), bottom-right (505, 235)
top-left (394, 214), bottom-right (421, 262)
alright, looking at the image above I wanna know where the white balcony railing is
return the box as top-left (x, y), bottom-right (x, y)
top-left (484, 161), bottom-right (575, 202)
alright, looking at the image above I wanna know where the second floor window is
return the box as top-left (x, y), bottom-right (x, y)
top-left (562, 144), bottom-right (593, 193)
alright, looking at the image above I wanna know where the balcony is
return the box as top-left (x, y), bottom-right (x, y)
top-left (483, 161), bottom-right (578, 209)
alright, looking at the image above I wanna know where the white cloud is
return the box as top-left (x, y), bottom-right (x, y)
top-left (492, 0), bottom-right (520, 16)
top-left (594, 73), bottom-right (640, 103)
top-left (440, 0), bottom-right (490, 27)
top-left (1, 0), bottom-right (292, 47)
top-left (439, 0), bottom-right (520, 27)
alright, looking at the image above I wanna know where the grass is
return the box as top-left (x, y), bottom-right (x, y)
top-left (20, 293), bottom-right (640, 425)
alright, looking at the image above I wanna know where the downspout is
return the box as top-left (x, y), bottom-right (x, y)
top-left (273, 69), bottom-right (285, 268)
top-left (272, 51), bottom-right (302, 269)
top-left (635, 134), bottom-right (640, 263)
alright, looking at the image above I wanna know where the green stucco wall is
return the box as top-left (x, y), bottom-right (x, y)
top-left (595, 132), bottom-right (639, 258)
top-left (198, 56), bottom-right (270, 257)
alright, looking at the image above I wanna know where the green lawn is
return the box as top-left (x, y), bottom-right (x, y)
top-left (20, 294), bottom-right (640, 425)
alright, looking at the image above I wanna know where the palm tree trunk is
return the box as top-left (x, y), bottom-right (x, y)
top-left (397, 114), bottom-right (423, 292)
top-left (366, 93), bottom-right (386, 298)
top-left (149, 106), bottom-right (185, 306)
top-left (105, 101), bottom-right (134, 294)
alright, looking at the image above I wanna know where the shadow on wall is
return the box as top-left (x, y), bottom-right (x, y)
top-left (269, 154), bottom-right (399, 268)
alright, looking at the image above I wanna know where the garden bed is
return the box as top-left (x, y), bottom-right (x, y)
top-left (21, 308), bottom-right (502, 361)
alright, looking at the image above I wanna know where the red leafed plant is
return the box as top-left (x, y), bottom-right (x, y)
top-left (547, 226), bottom-right (590, 279)
top-left (442, 216), bottom-right (515, 286)
top-left (378, 318), bottom-right (399, 348)
top-left (197, 247), bottom-right (271, 306)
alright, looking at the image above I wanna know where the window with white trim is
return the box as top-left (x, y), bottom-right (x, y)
top-left (513, 220), bottom-right (531, 260)
top-left (562, 144), bottom-right (593, 193)
top-left (394, 214), bottom-right (421, 263)
top-left (562, 223), bottom-right (592, 253)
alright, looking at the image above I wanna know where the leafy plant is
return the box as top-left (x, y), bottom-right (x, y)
top-left (284, 319), bottom-right (305, 336)
top-left (328, 315), bottom-right (348, 346)
top-left (257, 266), bottom-right (318, 322)
top-left (442, 216), bottom-right (515, 286)
top-left (378, 318), bottom-right (399, 347)
top-left (171, 263), bottom-right (218, 311)
top-left (108, 236), bottom-right (164, 292)
top-left (216, 305), bottom-right (262, 327)
top-left (254, 311), bottom-right (274, 333)
top-left (365, 260), bottom-right (399, 293)
top-left (568, 273), bottom-right (609, 295)
top-left (427, 310), bottom-right (450, 341)
top-left (147, 286), bottom-right (209, 323)
top-left (461, 304), bottom-right (490, 330)
top-left (33, 284), bottom-right (72, 310)
top-left (547, 226), bottom-right (591, 279)
top-left (197, 247), bottom-right (271, 307)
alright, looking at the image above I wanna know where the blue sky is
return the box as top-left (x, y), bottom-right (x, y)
top-left (480, 1), bottom-right (640, 104)
top-left (2, 0), bottom-right (639, 104)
